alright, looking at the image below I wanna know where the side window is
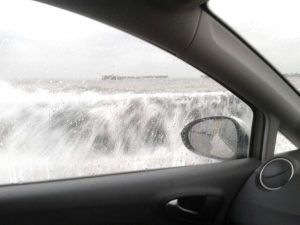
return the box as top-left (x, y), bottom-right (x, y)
top-left (275, 132), bottom-right (297, 154)
top-left (0, 1), bottom-right (253, 184)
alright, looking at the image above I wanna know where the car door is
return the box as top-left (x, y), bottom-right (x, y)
top-left (0, 1), bottom-right (299, 225)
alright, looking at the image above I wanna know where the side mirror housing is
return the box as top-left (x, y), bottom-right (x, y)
top-left (181, 116), bottom-right (249, 160)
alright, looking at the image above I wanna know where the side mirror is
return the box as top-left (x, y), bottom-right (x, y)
top-left (181, 116), bottom-right (249, 160)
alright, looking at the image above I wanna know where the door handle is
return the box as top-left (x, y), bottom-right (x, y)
top-left (166, 199), bottom-right (201, 215)
top-left (165, 196), bottom-right (223, 223)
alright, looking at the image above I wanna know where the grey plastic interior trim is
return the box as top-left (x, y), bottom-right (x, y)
top-left (228, 150), bottom-right (300, 225)
top-left (261, 115), bottom-right (279, 159)
top-left (0, 159), bottom-right (260, 225)
top-left (259, 157), bottom-right (294, 191)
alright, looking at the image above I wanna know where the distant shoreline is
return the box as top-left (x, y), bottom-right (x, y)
top-left (101, 75), bottom-right (168, 80)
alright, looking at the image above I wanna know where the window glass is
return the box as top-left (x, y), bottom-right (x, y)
top-left (275, 133), bottom-right (297, 154)
top-left (0, 0), bottom-right (253, 184)
top-left (209, 0), bottom-right (300, 92)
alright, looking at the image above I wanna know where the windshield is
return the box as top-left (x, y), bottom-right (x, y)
top-left (209, 0), bottom-right (300, 92)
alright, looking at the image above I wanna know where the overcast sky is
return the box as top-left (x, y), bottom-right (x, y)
top-left (0, 0), bottom-right (203, 80)
top-left (210, 0), bottom-right (300, 74)
top-left (0, 0), bottom-right (299, 80)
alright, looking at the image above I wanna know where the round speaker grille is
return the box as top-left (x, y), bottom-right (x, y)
top-left (259, 158), bottom-right (294, 191)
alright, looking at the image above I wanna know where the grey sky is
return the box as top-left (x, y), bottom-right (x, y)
top-left (0, 0), bottom-right (300, 80)
top-left (210, 0), bottom-right (300, 74)
top-left (0, 0), bottom-right (203, 80)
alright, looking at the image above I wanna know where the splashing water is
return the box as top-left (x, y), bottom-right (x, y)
top-left (0, 80), bottom-right (253, 184)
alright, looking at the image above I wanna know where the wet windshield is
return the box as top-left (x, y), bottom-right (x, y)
top-left (210, 0), bottom-right (300, 92)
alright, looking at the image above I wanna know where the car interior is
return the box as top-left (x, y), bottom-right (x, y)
top-left (0, 0), bottom-right (299, 225)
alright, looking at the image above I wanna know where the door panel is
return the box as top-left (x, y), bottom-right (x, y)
top-left (228, 150), bottom-right (300, 225)
top-left (0, 158), bottom-right (259, 225)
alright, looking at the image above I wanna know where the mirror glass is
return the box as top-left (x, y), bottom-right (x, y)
top-left (183, 117), bottom-right (248, 159)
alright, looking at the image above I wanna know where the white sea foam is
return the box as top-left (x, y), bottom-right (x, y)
top-left (0, 79), bottom-right (292, 184)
